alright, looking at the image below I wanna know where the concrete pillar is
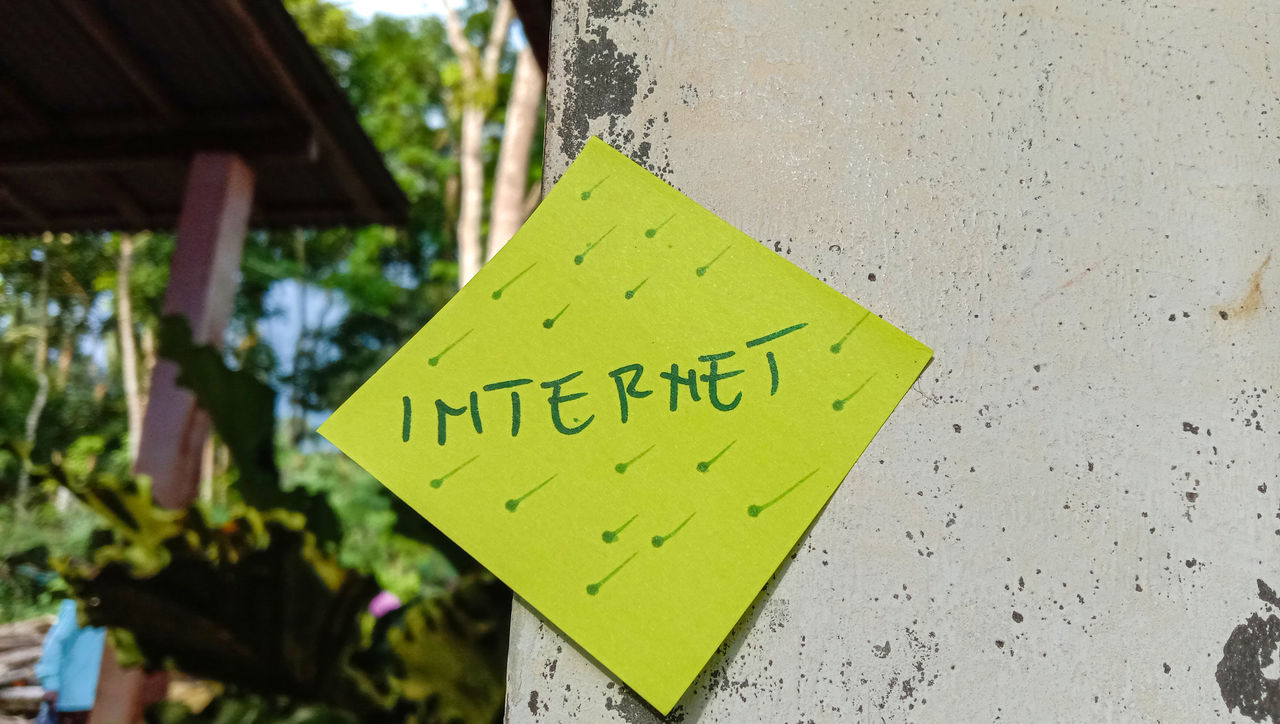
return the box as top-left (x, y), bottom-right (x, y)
top-left (506, 1), bottom-right (1279, 720)
top-left (93, 152), bottom-right (253, 722)
top-left (134, 152), bottom-right (254, 510)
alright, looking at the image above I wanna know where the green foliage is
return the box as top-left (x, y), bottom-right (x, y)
top-left (148, 696), bottom-right (358, 724)
top-left (0, 499), bottom-right (91, 621)
top-left (57, 489), bottom-right (380, 710)
top-left (157, 315), bottom-right (341, 546)
top-left (348, 573), bottom-right (510, 722)
top-left (280, 450), bottom-right (456, 599)
top-left (33, 456), bottom-right (507, 722)
top-left (0, 233), bottom-right (131, 487)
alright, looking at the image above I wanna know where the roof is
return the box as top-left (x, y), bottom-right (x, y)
top-left (0, 0), bottom-right (408, 234)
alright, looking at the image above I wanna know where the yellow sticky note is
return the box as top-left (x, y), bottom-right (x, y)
top-left (320, 137), bottom-right (932, 713)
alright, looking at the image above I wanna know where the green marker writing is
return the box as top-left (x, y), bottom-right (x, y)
top-left (491, 263), bottom-right (537, 300)
top-left (586, 552), bottom-right (637, 596)
top-left (542, 304), bottom-right (570, 329)
top-left (645, 214), bottom-right (676, 238)
top-left (615, 444), bottom-right (655, 474)
top-left (505, 474), bottom-right (558, 512)
top-left (832, 374), bottom-right (876, 411)
top-left (574, 226), bottom-right (617, 265)
top-left (830, 310), bottom-right (871, 353)
top-left (429, 455), bottom-right (479, 489)
top-left (624, 278), bottom-right (648, 300)
top-left (580, 176), bottom-right (609, 201)
top-left (696, 245), bottom-right (732, 277)
top-left (652, 512), bottom-right (696, 547)
top-left (696, 441), bottom-right (736, 473)
top-left (402, 396), bottom-right (412, 442)
top-left (747, 469), bottom-right (819, 517)
top-left (601, 514), bottom-right (638, 543)
top-left (428, 329), bottom-right (472, 367)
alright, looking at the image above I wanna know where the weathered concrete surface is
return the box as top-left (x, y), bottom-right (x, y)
top-left (507, 1), bottom-right (1280, 720)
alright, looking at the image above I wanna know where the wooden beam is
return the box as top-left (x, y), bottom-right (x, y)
top-left (0, 70), bottom-right (152, 228)
top-left (63, 107), bottom-right (298, 138)
top-left (510, 0), bottom-right (552, 75)
top-left (0, 130), bottom-right (313, 172)
top-left (0, 213), bottom-right (163, 234)
top-left (0, 179), bottom-right (49, 227)
top-left (214, 0), bottom-right (383, 221)
top-left (134, 152), bottom-right (254, 509)
top-left (88, 171), bottom-right (147, 228)
top-left (55, 0), bottom-right (182, 122)
top-left (0, 75), bottom-right (51, 132)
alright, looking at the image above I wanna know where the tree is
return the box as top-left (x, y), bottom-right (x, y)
top-left (486, 44), bottom-right (544, 260)
top-left (116, 233), bottom-right (143, 460)
top-left (443, 0), bottom-right (515, 285)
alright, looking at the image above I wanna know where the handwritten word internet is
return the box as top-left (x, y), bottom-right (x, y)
top-left (402, 323), bottom-right (808, 446)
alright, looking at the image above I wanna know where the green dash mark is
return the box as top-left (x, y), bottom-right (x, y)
top-left (747, 469), bottom-right (819, 517)
top-left (574, 225), bottom-right (617, 265)
top-left (830, 310), bottom-right (872, 353)
top-left (601, 514), bottom-right (638, 543)
top-left (402, 396), bottom-right (411, 442)
top-left (696, 441), bottom-right (735, 473)
top-left (542, 304), bottom-right (570, 329)
top-left (696, 245), bottom-right (732, 277)
top-left (580, 176), bottom-right (609, 200)
top-left (586, 552), bottom-right (637, 596)
top-left (614, 444), bottom-right (655, 474)
top-left (428, 329), bottom-right (472, 367)
top-left (623, 278), bottom-right (648, 300)
top-left (491, 263), bottom-right (537, 300)
top-left (645, 214), bottom-right (676, 238)
top-left (651, 512), bottom-right (696, 548)
top-left (429, 455), bottom-right (479, 489)
top-left (832, 374), bottom-right (876, 411)
top-left (745, 322), bottom-right (809, 348)
top-left (505, 474), bottom-right (558, 512)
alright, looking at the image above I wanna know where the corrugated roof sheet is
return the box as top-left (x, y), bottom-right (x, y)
top-left (0, 0), bottom-right (407, 233)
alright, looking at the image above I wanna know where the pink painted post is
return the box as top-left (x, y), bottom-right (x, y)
top-left (91, 153), bottom-right (253, 723)
top-left (133, 152), bottom-right (254, 509)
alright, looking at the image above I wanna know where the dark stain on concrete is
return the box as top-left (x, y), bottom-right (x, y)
top-left (558, 24), bottom-right (641, 162)
top-left (1260, 579), bottom-right (1280, 608)
top-left (603, 682), bottom-right (686, 723)
top-left (588, 0), bottom-right (651, 18)
top-left (1183, 421), bottom-right (1201, 435)
top-left (1215, 579), bottom-right (1280, 722)
top-left (528, 689), bottom-right (540, 716)
top-left (871, 628), bottom-right (941, 713)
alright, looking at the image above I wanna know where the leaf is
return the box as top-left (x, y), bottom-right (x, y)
top-left (156, 315), bottom-right (340, 545)
top-left (61, 496), bottom-right (382, 714)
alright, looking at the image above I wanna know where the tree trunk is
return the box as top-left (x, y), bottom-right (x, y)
top-left (55, 326), bottom-right (73, 390)
top-left (138, 323), bottom-right (157, 403)
top-left (290, 230), bottom-right (308, 447)
top-left (457, 106), bottom-right (487, 285)
top-left (16, 250), bottom-right (50, 506)
top-left (444, 0), bottom-right (515, 286)
top-left (487, 45), bottom-right (544, 261)
top-left (117, 233), bottom-right (144, 461)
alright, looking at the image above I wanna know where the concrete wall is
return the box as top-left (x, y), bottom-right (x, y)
top-left (506, 1), bottom-right (1280, 720)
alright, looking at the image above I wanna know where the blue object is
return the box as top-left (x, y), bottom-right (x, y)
top-left (34, 599), bottom-right (107, 712)
top-left (36, 702), bottom-right (57, 724)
